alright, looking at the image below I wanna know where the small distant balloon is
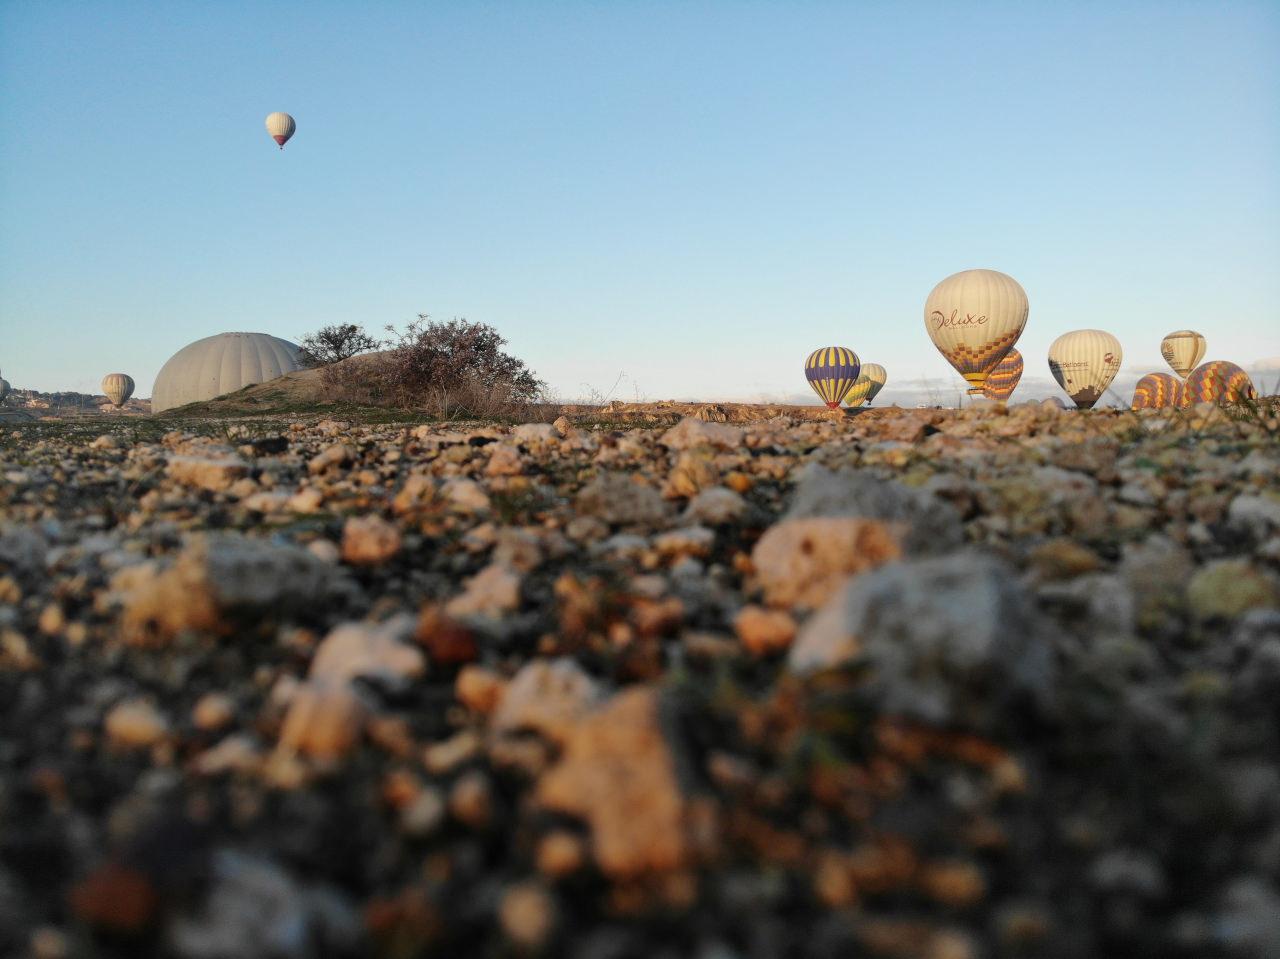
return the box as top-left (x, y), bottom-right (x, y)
top-left (1130, 372), bottom-right (1186, 410)
top-left (1160, 330), bottom-right (1207, 379)
top-left (0, 370), bottom-right (9, 403)
top-left (265, 112), bottom-right (296, 149)
top-left (982, 348), bottom-right (1024, 401)
top-left (102, 373), bottom-right (135, 409)
top-left (845, 363), bottom-right (887, 408)
top-left (1185, 361), bottom-right (1256, 405)
top-left (1048, 329), bottom-right (1123, 409)
top-left (805, 347), bottom-right (860, 409)
top-left (923, 269), bottom-right (1028, 395)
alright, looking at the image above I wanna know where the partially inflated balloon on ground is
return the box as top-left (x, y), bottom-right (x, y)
top-left (1048, 330), bottom-right (1123, 409)
top-left (101, 374), bottom-right (135, 408)
top-left (265, 112), bottom-right (296, 149)
top-left (982, 348), bottom-right (1024, 401)
top-left (1185, 361), bottom-right (1256, 405)
top-left (924, 269), bottom-right (1028, 395)
top-left (1130, 372), bottom-right (1186, 410)
top-left (1161, 330), bottom-right (1206, 379)
top-left (804, 347), bottom-right (860, 409)
top-left (845, 363), bottom-right (887, 407)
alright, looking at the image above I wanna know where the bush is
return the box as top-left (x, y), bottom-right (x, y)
top-left (298, 324), bottom-right (381, 368)
top-left (322, 316), bottom-right (548, 419)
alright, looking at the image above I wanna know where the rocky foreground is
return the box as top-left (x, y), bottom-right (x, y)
top-left (2, 402), bottom-right (1279, 959)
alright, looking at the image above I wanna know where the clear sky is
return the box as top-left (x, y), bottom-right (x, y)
top-left (2, 1), bottom-right (1278, 405)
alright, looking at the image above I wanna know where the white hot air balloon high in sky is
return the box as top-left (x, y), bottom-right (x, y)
top-left (1048, 329), bottom-right (1124, 409)
top-left (265, 112), bottom-right (296, 149)
top-left (1161, 330), bottom-right (1207, 379)
top-left (845, 363), bottom-right (888, 408)
top-left (101, 373), bottom-right (135, 409)
top-left (151, 332), bottom-right (303, 414)
top-left (924, 269), bottom-right (1028, 395)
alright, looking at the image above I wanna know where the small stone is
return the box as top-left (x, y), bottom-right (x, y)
top-left (733, 605), bottom-right (797, 656)
top-left (90, 434), bottom-right (120, 450)
top-left (308, 443), bottom-right (354, 474)
top-left (446, 564), bottom-right (522, 619)
top-left (192, 693), bottom-right (236, 732)
top-left (400, 787), bottom-right (447, 837)
top-left (537, 687), bottom-right (688, 879)
top-left (659, 417), bottom-right (744, 450)
top-left (653, 526), bottom-right (715, 559)
top-left (441, 478), bottom-right (491, 512)
top-left (422, 729), bottom-right (483, 774)
top-left (791, 551), bottom-right (1053, 730)
top-left (456, 665), bottom-right (508, 714)
top-left (167, 455), bottom-right (249, 492)
top-left (310, 618), bottom-right (425, 686)
top-left (287, 487), bottom-right (325, 513)
top-left (751, 517), bottom-right (901, 609)
top-left (1188, 559), bottom-right (1280, 620)
top-left (536, 831), bottom-right (588, 878)
top-left (340, 515), bottom-right (402, 566)
top-left (552, 415), bottom-right (573, 437)
top-left (683, 487), bottom-right (748, 525)
top-left (105, 699), bottom-right (169, 749)
top-left (492, 658), bottom-right (603, 744)
top-left (449, 770), bottom-right (493, 828)
top-left (575, 472), bottom-right (670, 527)
top-left (512, 422), bottom-right (558, 445)
top-left (499, 881), bottom-right (557, 950)
top-left (918, 860), bottom-right (987, 907)
top-left (277, 681), bottom-right (366, 761)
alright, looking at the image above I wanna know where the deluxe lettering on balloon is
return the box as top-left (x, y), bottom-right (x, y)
top-left (931, 309), bottom-right (989, 329)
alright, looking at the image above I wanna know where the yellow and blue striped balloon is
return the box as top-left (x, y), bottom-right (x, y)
top-left (805, 346), bottom-right (861, 409)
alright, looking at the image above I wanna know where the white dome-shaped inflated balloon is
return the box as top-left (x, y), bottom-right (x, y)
top-left (151, 332), bottom-right (302, 414)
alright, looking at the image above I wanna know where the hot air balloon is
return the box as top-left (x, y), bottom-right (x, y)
top-left (1041, 397), bottom-right (1066, 410)
top-left (1048, 330), bottom-right (1123, 409)
top-left (1185, 361), bottom-right (1256, 405)
top-left (265, 112), bottom-right (296, 149)
top-left (845, 363), bottom-right (887, 408)
top-left (1160, 330), bottom-right (1207, 379)
top-left (0, 370), bottom-right (9, 404)
top-left (982, 348), bottom-right (1024, 401)
top-left (152, 332), bottom-right (302, 413)
top-left (102, 374), bottom-right (135, 409)
top-left (924, 269), bottom-right (1028, 395)
top-left (1130, 373), bottom-right (1186, 410)
top-left (804, 347), bottom-right (860, 409)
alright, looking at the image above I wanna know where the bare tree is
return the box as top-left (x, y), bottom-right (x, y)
top-left (298, 324), bottom-right (380, 368)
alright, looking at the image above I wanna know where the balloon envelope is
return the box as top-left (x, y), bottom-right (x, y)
top-left (982, 348), bottom-right (1024, 401)
top-left (845, 363), bottom-right (887, 407)
top-left (1130, 372), bottom-right (1186, 410)
top-left (0, 374), bottom-right (9, 404)
top-left (1185, 361), bottom-right (1256, 405)
top-left (152, 332), bottom-right (302, 413)
top-left (804, 347), bottom-right (860, 409)
top-left (1048, 329), bottom-right (1123, 409)
top-left (1161, 330), bottom-right (1207, 379)
top-left (101, 373), bottom-right (135, 408)
top-left (924, 269), bottom-right (1028, 394)
top-left (265, 112), bottom-right (296, 148)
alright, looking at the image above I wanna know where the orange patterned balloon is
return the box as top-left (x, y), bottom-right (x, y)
top-left (1185, 361), bottom-right (1256, 405)
top-left (1130, 372), bottom-right (1186, 410)
top-left (982, 348), bottom-right (1024, 401)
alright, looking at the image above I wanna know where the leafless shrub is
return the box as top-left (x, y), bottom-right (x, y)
top-left (322, 316), bottom-right (552, 420)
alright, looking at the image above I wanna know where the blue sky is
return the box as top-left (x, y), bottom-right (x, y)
top-left (2, 1), bottom-right (1277, 404)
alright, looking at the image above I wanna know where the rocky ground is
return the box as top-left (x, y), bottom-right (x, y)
top-left (2, 400), bottom-right (1279, 959)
